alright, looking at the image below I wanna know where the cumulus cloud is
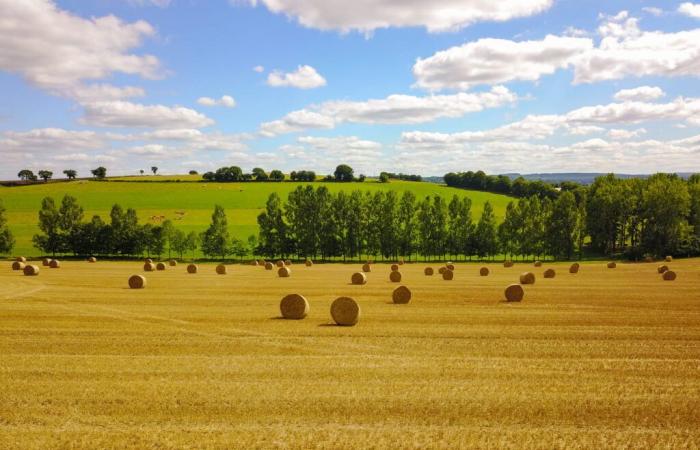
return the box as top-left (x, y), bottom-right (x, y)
top-left (1, 128), bottom-right (107, 152)
top-left (613, 86), bottom-right (665, 102)
top-left (253, 65), bottom-right (265, 73)
top-left (239, 0), bottom-right (553, 34)
top-left (197, 95), bottom-right (237, 108)
top-left (607, 128), bottom-right (647, 140)
top-left (679, 2), bottom-right (700, 18)
top-left (259, 86), bottom-right (517, 136)
top-left (642, 7), bottom-right (664, 17)
top-left (81, 101), bottom-right (215, 128)
top-left (413, 35), bottom-right (593, 90)
top-left (280, 136), bottom-right (385, 174)
top-left (0, 0), bottom-right (161, 101)
top-left (267, 65), bottom-right (327, 89)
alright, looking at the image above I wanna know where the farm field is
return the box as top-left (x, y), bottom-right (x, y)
top-left (0, 180), bottom-right (511, 257)
top-left (1, 259), bottom-right (699, 449)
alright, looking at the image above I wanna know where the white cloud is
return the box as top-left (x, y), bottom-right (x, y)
top-left (0, 0), bottom-right (161, 101)
top-left (253, 65), bottom-right (265, 73)
top-left (642, 7), bottom-right (664, 17)
top-left (679, 2), bottom-right (700, 18)
top-left (240, 0), bottom-right (553, 34)
top-left (197, 95), bottom-right (237, 108)
top-left (613, 86), bottom-right (665, 102)
top-left (565, 97), bottom-right (700, 124)
top-left (1, 128), bottom-right (106, 152)
top-left (413, 35), bottom-right (593, 90)
top-left (128, 0), bottom-right (172, 7)
top-left (81, 101), bottom-right (215, 128)
top-left (280, 136), bottom-right (385, 174)
top-left (267, 65), bottom-right (327, 89)
top-left (259, 86), bottom-right (517, 136)
top-left (607, 128), bottom-right (647, 140)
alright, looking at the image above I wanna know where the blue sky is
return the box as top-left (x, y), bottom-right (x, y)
top-left (1, 0), bottom-right (699, 178)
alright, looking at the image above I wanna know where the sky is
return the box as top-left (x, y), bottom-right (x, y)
top-left (1, 0), bottom-right (700, 179)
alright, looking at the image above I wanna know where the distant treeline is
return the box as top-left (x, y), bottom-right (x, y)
top-left (202, 164), bottom-right (365, 183)
top-left (444, 171), bottom-right (560, 199)
top-left (380, 172), bottom-right (422, 182)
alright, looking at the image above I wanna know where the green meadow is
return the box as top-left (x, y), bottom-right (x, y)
top-left (0, 179), bottom-right (512, 257)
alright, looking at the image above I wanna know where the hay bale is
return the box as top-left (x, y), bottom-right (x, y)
top-left (442, 269), bottom-right (454, 281)
top-left (49, 259), bottom-right (60, 269)
top-left (42, 258), bottom-right (51, 267)
top-left (251, 260), bottom-right (259, 266)
top-left (543, 268), bottom-right (556, 279)
top-left (392, 286), bottom-right (412, 304)
top-left (187, 264), bottom-right (198, 274)
top-left (569, 263), bottom-right (580, 274)
top-left (279, 294), bottom-right (309, 319)
top-left (305, 259), bottom-right (313, 267)
top-left (278, 266), bottom-right (291, 278)
top-left (128, 274), bottom-right (146, 289)
top-left (12, 261), bottom-right (26, 271)
top-left (657, 265), bottom-right (669, 274)
top-left (265, 262), bottom-right (274, 270)
top-left (389, 271), bottom-right (402, 282)
top-left (504, 284), bottom-right (524, 302)
top-left (644, 256), bottom-right (653, 263)
top-left (438, 266), bottom-right (446, 274)
top-left (88, 256), bottom-right (97, 263)
top-left (330, 297), bottom-right (360, 326)
top-left (216, 264), bottom-right (227, 275)
top-left (169, 259), bottom-right (178, 267)
top-left (23, 265), bottom-right (40, 276)
top-left (398, 259), bottom-right (405, 266)
top-left (351, 272), bottom-right (367, 285)
top-left (662, 270), bottom-right (677, 281)
top-left (16, 256), bottom-right (26, 263)
top-left (156, 262), bottom-right (166, 271)
top-left (390, 264), bottom-right (399, 272)
top-left (144, 262), bottom-right (155, 272)
top-left (362, 263), bottom-right (371, 273)
top-left (504, 260), bottom-right (514, 268)
top-left (534, 261), bottom-right (542, 267)
top-left (519, 272), bottom-right (535, 285)
top-left (285, 259), bottom-right (292, 266)
top-left (276, 260), bottom-right (285, 268)
top-left (607, 262), bottom-right (617, 269)
top-left (446, 263), bottom-right (455, 271)
top-left (145, 258), bottom-right (153, 264)
top-left (480, 267), bottom-right (490, 276)
top-left (665, 255), bottom-right (673, 262)
top-left (424, 267), bottom-right (434, 276)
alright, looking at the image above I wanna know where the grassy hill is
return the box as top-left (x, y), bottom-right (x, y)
top-left (0, 178), bottom-right (513, 257)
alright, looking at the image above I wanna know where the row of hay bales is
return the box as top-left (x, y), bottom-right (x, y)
top-left (657, 264), bottom-right (677, 281)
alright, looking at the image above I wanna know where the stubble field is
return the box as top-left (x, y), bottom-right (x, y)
top-left (1, 259), bottom-right (699, 449)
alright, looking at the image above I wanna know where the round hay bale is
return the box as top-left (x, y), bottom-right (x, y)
top-left (504, 260), bottom-right (514, 268)
top-left (88, 256), bottom-right (97, 263)
top-left (42, 258), bottom-right (51, 267)
top-left (23, 265), bottom-right (40, 276)
top-left (187, 264), bottom-right (198, 274)
top-left (446, 263), bottom-right (455, 271)
top-left (389, 271), bottom-right (402, 282)
top-left (662, 270), bottom-right (677, 281)
top-left (285, 259), bottom-right (292, 266)
top-left (278, 266), bottom-right (291, 278)
top-left (216, 264), bottom-right (227, 275)
top-left (438, 266), bottom-right (446, 274)
top-left (543, 268), bottom-right (556, 279)
top-left (169, 259), bottom-right (178, 267)
top-left (534, 261), bottom-right (542, 267)
top-left (644, 256), bottom-right (653, 263)
top-left (144, 262), bottom-right (155, 272)
top-left (128, 274), bottom-right (146, 289)
top-left (305, 259), bottom-right (313, 267)
top-left (279, 294), bottom-right (309, 319)
top-left (330, 297), bottom-right (360, 326)
top-left (657, 265), bottom-right (669, 274)
top-left (16, 256), bottom-right (26, 263)
top-left (665, 255), bottom-right (673, 262)
top-left (251, 260), bottom-right (259, 266)
top-left (351, 272), bottom-right (367, 285)
top-left (519, 272), bottom-right (535, 285)
top-left (49, 259), bottom-right (60, 269)
top-left (12, 261), bottom-right (26, 271)
top-left (145, 258), bottom-right (153, 264)
top-left (156, 262), bottom-right (166, 271)
top-left (392, 286), bottom-right (412, 304)
top-left (362, 263), bottom-right (371, 273)
top-left (504, 284), bottom-right (524, 302)
top-left (569, 263), bottom-right (580, 274)
top-left (442, 269), bottom-right (454, 281)
top-left (265, 262), bottom-right (274, 270)
top-left (390, 264), bottom-right (399, 272)
top-left (424, 267), bottom-right (434, 276)
top-left (398, 259), bottom-right (405, 266)
top-left (607, 262), bottom-right (617, 269)
top-left (480, 267), bottom-right (490, 276)
top-left (276, 260), bottom-right (285, 268)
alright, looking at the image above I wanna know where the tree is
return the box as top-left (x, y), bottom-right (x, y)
top-left (474, 202), bottom-right (498, 259)
top-left (17, 170), bottom-right (36, 181)
top-left (258, 193), bottom-right (288, 258)
top-left (546, 191), bottom-right (578, 260)
top-left (252, 168), bottom-right (269, 181)
top-left (397, 191), bottom-right (416, 260)
top-left (63, 169), bottom-right (77, 180)
top-left (140, 170), bottom-right (145, 175)
top-left (91, 167), bottom-right (107, 179)
top-left (189, 170), bottom-right (199, 175)
top-left (379, 173), bottom-right (389, 183)
top-left (161, 220), bottom-right (175, 258)
top-left (269, 170), bottom-right (284, 182)
top-left (58, 195), bottom-right (84, 254)
top-left (0, 200), bottom-right (15, 255)
top-left (641, 174), bottom-right (690, 256)
top-left (151, 166), bottom-right (158, 175)
top-left (32, 197), bottom-right (61, 255)
top-left (334, 164), bottom-right (354, 182)
top-left (185, 231), bottom-right (199, 260)
top-left (171, 229), bottom-right (188, 259)
top-left (37, 170), bottom-right (53, 182)
top-left (201, 205), bottom-right (230, 260)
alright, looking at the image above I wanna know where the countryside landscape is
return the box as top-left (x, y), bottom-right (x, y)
top-left (2, 1), bottom-right (700, 449)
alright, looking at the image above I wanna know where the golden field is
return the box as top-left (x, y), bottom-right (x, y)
top-left (1, 259), bottom-right (699, 449)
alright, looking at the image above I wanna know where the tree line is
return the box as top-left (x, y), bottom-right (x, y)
top-left (444, 170), bottom-right (560, 199)
top-left (202, 164), bottom-right (366, 183)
